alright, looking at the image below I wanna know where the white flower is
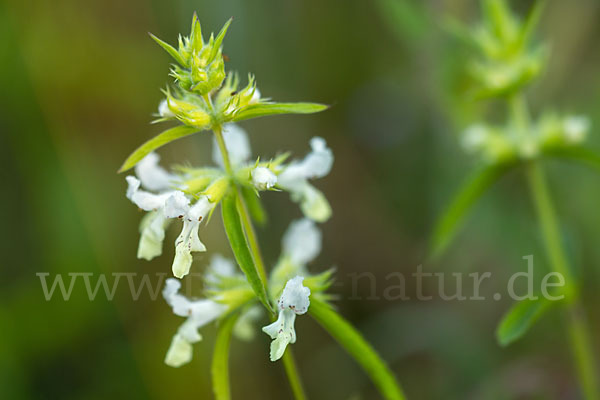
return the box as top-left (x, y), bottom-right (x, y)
top-left (251, 166), bottom-right (277, 190)
top-left (204, 254), bottom-right (237, 289)
top-left (126, 176), bottom-right (214, 277)
top-left (233, 305), bottom-right (263, 341)
top-left (262, 276), bottom-right (310, 361)
top-left (170, 196), bottom-right (214, 279)
top-left (135, 152), bottom-right (177, 192)
top-left (212, 124), bottom-right (251, 168)
top-left (564, 116), bottom-right (590, 144)
top-left (461, 124), bottom-right (489, 153)
top-left (282, 219), bottom-right (321, 266)
top-left (163, 278), bottom-right (228, 367)
top-left (137, 211), bottom-right (170, 261)
top-left (278, 137), bottom-right (333, 222)
top-left (158, 99), bottom-right (175, 118)
top-left (250, 88), bottom-right (261, 104)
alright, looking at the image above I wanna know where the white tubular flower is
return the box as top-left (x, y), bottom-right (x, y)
top-left (163, 279), bottom-right (228, 367)
top-left (126, 176), bottom-right (173, 211)
top-left (250, 88), bottom-right (261, 105)
top-left (169, 195), bottom-right (214, 279)
top-left (262, 276), bottom-right (310, 361)
top-left (278, 137), bottom-right (334, 222)
top-left (158, 99), bottom-right (175, 118)
top-left (564, 116), bottom-right (590, 144)
top-left (282, 219), bottom-right (322, 266)
top-left (135, 152), bottom-right (177, 192)
top-left (212, 124), bottom-right (251, 168)
top-left (137, 211), bottom-right (170, 261)
top-left (251, 166), bottom-right (277, 190)
top-left (461, 124), bottom-right (489, 154)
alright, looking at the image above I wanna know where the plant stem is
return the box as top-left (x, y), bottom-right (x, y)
top-left (282, 349), bottom-right (308, 400)
top-left (511, 95), bottom-right (600, 399)
top-left (213, 124), bottom-right (308, 400)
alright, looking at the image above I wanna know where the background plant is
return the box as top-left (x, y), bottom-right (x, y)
top-left (431, 1), bottom-right (600, 398)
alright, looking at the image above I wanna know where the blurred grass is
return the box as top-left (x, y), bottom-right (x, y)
top-left (2, 0), bottom-right (600, 398)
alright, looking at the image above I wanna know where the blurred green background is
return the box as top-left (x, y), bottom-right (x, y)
top-left (2, 0), bottom-right (600, 398)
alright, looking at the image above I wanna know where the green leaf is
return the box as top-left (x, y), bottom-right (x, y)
top-left (232, 102), bottom-right (328, 122)
top-left (240, 186), bottom-right (267, 225)
top-left (496, 296), bottom-right (553, 347)
top-left (544, 146), bottom-right (600, 173)
top-left (221, 193), bottom-right (272, 312)
top-left (149, 33), bottom-right (187, 66)
top-left (309, 298), bottom-right (406, 400)
top-left (211, 312), bottom-right (239, 400)
top-left (430, 161), bottom-right (515, 258)
top-left (119, 125), bottom-right (198, 173)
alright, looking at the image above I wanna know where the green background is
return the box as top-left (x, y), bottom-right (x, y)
top-left (2, 0), bottom-right (600, 398)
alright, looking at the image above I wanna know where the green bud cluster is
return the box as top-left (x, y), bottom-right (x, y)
top-left (465, 0), bottom-right (547, 98)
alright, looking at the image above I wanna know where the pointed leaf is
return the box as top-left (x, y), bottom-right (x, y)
top-left (430, 161), bottom-right (515, 258)
top-left (232, 102), bottom-right (329, 122)
top-left (496, 296), bottom-right (553, 347)
top-left (210, 18), bottom-right (232, 60)
top-left (544, 146), bottom-right (600, 174)
top-left (211, 312), bottom-right (239, 400)
top-left (221, 193), bottom-right (272, 312)
top-left (119, 125), bottom-right (198, 172)
top-left (149, 33), bottom-right (186, 66)
top-left (309, 298), bottom-right (406, 400)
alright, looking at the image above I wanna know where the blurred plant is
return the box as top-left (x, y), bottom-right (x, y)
top-left (432, 1), bottom-right (600, 398)
top-left (119, 14), bottom-right (405, 400)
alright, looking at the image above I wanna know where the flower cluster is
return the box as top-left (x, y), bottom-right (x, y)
top-left (161, 218), bottom-right (332, 366)
top-left (125, 123), bottom-right (332, 279)
top-left (461, 113), bottom-right (591, 164)
top-left (459, 0), bottom-right (547, 98)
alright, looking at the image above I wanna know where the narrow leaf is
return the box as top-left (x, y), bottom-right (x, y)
top-left (430, 162), bottom-right (515, 258)
top-left (119, 125), bottom-right (198, 173)
top-left (211, 312), bottom-right (239, 400)
top-left (496, 296), bottom-right (553, 347)
top-left (232, 102), bottom-right (328, 122)
top-left (240, 186), bottom-right (267, 225)
top-left (221, 193), bottom-right (272, 312)
top-left (149, 33), bottom-right (186, 66)
top-left (544, 146), bottom-right (600, 173)
top-left (309, 298), bottom-right (406, 400)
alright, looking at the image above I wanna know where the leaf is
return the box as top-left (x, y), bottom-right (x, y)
top-left (430, 161), bottom-right (515, 258)
top-left (543, 146), bottom-right (600, 173)
top-left (149, 33), bottom-right (187, 66)
top-left (119, 125), bottom-right (198, 173)
top-left (232, 102), bottom-right (328, 122)
top-left (240, 186), bottom-right (267, 225)
top-left (309, 298), bottom-right (406, 400)
top-left (211, 312), bottom-right (239, 400)
top-left (496, 296), bottom-right (553, 347)
top-left (221, 193), bottom-right (272, 312)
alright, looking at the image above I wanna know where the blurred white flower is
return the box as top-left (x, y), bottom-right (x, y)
top-left (278, 137), bottom-right (333, 222)
top-left (564, 116), bottom-right (590, 144)
top-left (163, 278), bottom-right (228, 367)
top-left (212, 124), bottom-right (251, 168)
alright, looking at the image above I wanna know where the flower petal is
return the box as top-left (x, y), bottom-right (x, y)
top-left (282, 219), bottom-right (321, 266)
top-left (212, 123), bottom-right (251, 167)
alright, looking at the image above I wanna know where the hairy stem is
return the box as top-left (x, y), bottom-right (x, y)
top-left (512, 95), bottom-right (600, 399)
top-left (213, 124), bottom-right (308, 400)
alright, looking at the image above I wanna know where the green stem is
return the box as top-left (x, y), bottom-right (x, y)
top-left (511, 95), bottom-right (599, 399)
top-left (213, 124), bottom-right (308, 400)
top-left (282, 349), bottom-right (308, 400)
top-left (526, 162), bottom-right (600, 400)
